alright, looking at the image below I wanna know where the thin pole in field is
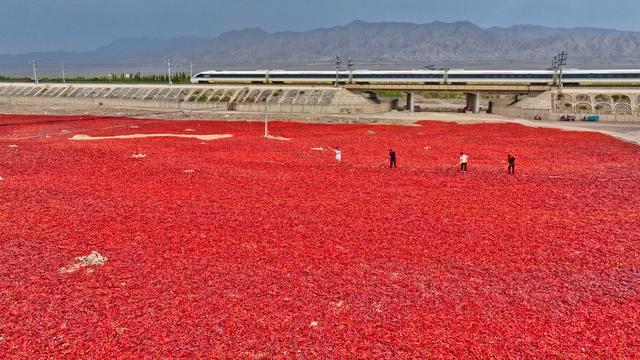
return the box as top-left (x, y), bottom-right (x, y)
top-left (264, 100), bottom-right (269, 137)
top-left (335, 54), bottom-right (341, 88)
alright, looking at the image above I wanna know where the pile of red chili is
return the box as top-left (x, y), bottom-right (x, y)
top-left (0, 114), bottom-right (638, 357)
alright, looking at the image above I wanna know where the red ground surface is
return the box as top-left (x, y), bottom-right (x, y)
top-left (0, 114), bottom-right (639, 358)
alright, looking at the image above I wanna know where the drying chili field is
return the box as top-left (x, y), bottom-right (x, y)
top-left (1, 114), bottom-right (639, 358)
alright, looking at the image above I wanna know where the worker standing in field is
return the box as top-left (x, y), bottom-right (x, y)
top-left (507, 154), bottom-right (516, 175)
top-left (330, 146), bottom-right (342, 163)
top-left (389, 149), bottom-right (397, 168)
top-left (459, 152), bottom-right (468, 172)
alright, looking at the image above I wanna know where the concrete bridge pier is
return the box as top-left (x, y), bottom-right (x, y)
top-left (405, 92), bottom-right (415, 112)
top-left (465, 92), bottom-right (481, 113)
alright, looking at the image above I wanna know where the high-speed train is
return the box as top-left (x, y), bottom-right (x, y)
top-left (191, 69), bottom-right (640, 86)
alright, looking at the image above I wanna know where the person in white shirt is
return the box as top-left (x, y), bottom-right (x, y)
top-left (459, 152), bottom-right (468, 172)
top-left (330, 146), bottom-right (342, 163)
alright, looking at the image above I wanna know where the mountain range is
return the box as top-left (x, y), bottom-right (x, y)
top-left (2, 20), bottom-right (640, 75)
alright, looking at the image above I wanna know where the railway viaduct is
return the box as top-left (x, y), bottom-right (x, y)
top-left (345, 84), bottom-right (552, 113)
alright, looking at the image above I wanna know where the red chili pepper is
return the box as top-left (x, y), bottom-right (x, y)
top-left (0, 114), bottom-right (638, 357)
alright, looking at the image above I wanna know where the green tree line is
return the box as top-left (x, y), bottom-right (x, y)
top-left (0, 72), bottom-right (193, 84)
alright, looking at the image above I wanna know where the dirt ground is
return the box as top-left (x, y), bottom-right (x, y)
top-left (1, 101), bottom-right (639, 145)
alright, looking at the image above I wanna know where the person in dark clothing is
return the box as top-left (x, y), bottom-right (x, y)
top-left (507, 155), bottom-right (516, 175)
top-left (389, 149), bottom-right (397, 168)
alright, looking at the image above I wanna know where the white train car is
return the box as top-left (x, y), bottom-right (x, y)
top-left (446, 70), bottom-right (554, 85)
top-left (350, 70), bottom-right (445, 84)
top-left (191, 69), bottom-right (640, 86)
top-left (192, 70), bottom-right (269, 84)
top-left (561, 69), bottom-right (640, 86)
top-left (268, 70), bottom-right (347, 84)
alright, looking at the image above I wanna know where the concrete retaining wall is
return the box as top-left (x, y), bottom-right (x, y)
top-left (510, 91), bottom-right (553, 109)
top-left (0, 94), bottom-right (389, 114)
top-left (236, 102), bottom-right (391, 114)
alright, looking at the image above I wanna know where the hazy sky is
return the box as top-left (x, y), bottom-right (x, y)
top-left (2, 0), bottom-right (640, 54)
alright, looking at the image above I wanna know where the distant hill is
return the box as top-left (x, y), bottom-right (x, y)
top-left (2, 20), bottom-right (640, 75)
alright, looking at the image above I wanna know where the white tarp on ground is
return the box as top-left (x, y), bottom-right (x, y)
top-left (70, 134), bottom-right (233, 141)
